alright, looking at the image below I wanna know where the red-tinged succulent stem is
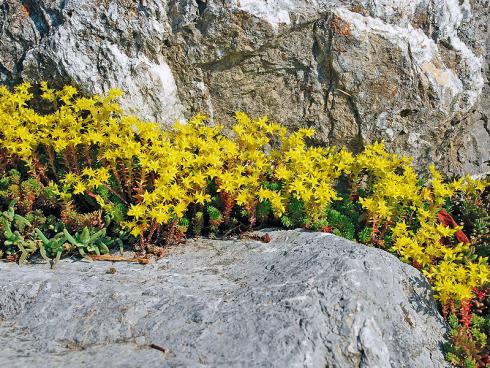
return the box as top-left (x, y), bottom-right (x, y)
top-left (147, 220), bottom-right (159, 243)
top-left (460, 299), bottom-right (473, 329)
top-left (46, 147), bottom-right (58, 180)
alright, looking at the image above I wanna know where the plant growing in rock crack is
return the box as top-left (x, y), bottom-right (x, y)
top-left (0, 82), bottom-right (489, 366)
top-left (35, 228), bottom-right (67, 267)
top-left (63, 227), bottom-right (111, 258)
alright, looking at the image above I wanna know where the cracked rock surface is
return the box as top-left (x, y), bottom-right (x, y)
top-left (0, 230), bottom-right (448, 367)
top-left (0, 0), bottom-right (489, 174)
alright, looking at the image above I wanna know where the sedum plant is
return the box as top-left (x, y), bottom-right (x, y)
top-left (0, 200), bottom-right (38, 263)
top-left (36, 228), bottom-right (67, 266)
top-left (63, 227), bottom-right (111, 258)
top-left (0, 82), bottom-right (489, 366)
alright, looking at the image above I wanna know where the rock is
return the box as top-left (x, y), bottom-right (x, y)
top-left (0, 230), bottom-right (449, 367)
top-left (0, 0), bottom-right (488, 173)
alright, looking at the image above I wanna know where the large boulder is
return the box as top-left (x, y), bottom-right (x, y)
top-left (0, 0), bottom-right (489, 174)
top-left (0, 230), bottom-right (448, 367)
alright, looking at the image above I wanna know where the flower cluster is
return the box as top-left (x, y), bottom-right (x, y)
top-left (348, 143), bottom-right (489, 305)
top-left (1, 83), bottom-right (489, 366)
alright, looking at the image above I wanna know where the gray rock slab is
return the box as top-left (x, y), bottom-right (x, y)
top-left (0, 230), bottom-right (449, 367)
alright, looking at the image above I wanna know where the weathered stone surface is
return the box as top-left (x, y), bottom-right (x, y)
top-left (0, 230), bottom-right (448, 367)
top-left (0, 0), bottom-right (488, 173)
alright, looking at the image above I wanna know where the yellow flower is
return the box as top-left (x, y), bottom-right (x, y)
top-left (376, 199), bottom-right (391, 219)
top-left (274, 165), bottom-right (291, 181)
top-left (194, 191), bottom-right (211, 205)
top-left (236, 191), bottom-right (252, 206)
top-left (62, 172), bottom-right (77, 184)
top-left (97, 168), bottom-right (111, 183)
top-left (73, 182), bottom-right (86, 195)
top-left (173, 201), bottom-right (188, 218)
top-left (288, 179), bottom-right (306, 197)
top-left (150, 206), bottom-right (171, 224)
top-left (436, 224), bottom-right (456, 238)
top-left (127, 204), bottom-right (146, 220)
top-left (82, 167), bottom-right (97, 178)
top-left (129, 225), bottom-right (144, 237)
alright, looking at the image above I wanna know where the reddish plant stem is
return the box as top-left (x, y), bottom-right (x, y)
top-left (136, 170), bottom-right (146, 203)
top-left (450, 299), bottom-right (456, 315)
top-left (107, 161), bottom-right (127, 201)
top-left (460, 299), bottom-right (472, 329)
top-left (139, 233), bottom-right (146, 251)
top-left (46, 147), bottom-right (58, 181)
top-left (247, 201), bottom-right (257, 228)
top-left (30, 153), bottom-right (49, 185)
top-left (370, 218), bottom-right (379, 245)
top-left (86, 191), bottom-right (98, 200)
top-left (220, 191), bottom-right (235, 224)
top-left (442, 303), bottom-right (448, 318)
top-left (84, 144), bottom-right (92, 167)
top-left (118, 159), bottom-right (130, 198)
top-left (102, 184), bottom-right (129, 205)
top-left (67, 146), bottom-right (80, 173)
top-left (146, 220), bottom-right (159, 243)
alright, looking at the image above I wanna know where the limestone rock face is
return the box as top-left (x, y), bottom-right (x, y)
top-left (0, 230), bottom-right (448, 367)
top-left (0, 0), bottom-right (488, 174)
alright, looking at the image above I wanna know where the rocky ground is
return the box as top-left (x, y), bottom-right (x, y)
top-left (0, 230), bottom-right (449, 367)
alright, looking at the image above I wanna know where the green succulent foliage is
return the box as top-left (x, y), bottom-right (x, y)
top-left (383, 233), bottom-right (393, 248)
top-left (452, 191), bottom-right (490, 257)
top-left (472, 216), bottom-right (490, 257)
top-left (280, 215), bottom-right (293, 228)
top-left (0, 174), bottom-right (125, 263)
top-left (262, 180), bottom-right (282, 192)
top-left (178, 217), bottom-right (190, 233)
top-left (281, 198), bottom-right (305, 228)
top-left (256, 200), bottom-right (272, 223)
top-left (207, 205), bottom-right (222, 223)
top-left (106, 202), bottom-right (127, 224)
top-left (449, 312), bottom-right (462, 330)
top-left (35, 228), bottom-right (67, 266)
top-left (468, 315), bottom-right (490, 354)
top-left (358, 227), bottom-right (372, 244)
top-left (3, 228), bottom-right (38, 264)
top-left (309, 219), bottom-right (328, 231)
top-left (21, 177), bottom-right (41, 195)
top-left (192, 211), bottom-right (204, 235)
top-left (0, 170), bottom-right (54, 211)
top-left (113, 229), bottom-right (129, 255)
top-left (0, 201), bottom-right (38, 263)
top-left (207, 205), bottom-right (223, 235)
top-left (325, 207), bottom-right (355, 240)
top-left (95, 185), bottom-right (110, 201)
top-left (63, 227), bottom-right (111, 258)
top-left (445, 352), bottom-right (458, 365)
top-left (1, 201), bottom-right (30, 227)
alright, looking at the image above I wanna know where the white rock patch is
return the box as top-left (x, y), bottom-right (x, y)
top-left (234, 0), bottom-right (318, 26)
top-left (335, 7), bottom-right (469, 112)
top-left (104, 43), bottom-right (184, 124)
